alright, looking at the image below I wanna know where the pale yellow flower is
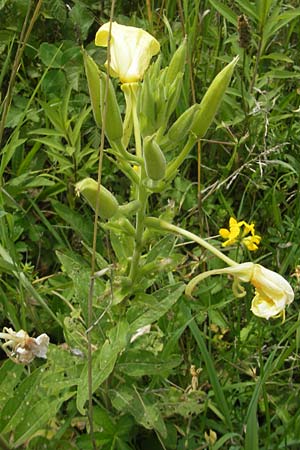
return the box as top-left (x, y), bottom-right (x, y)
top-left (95, 21), bottom-right (160, 84)
top-left (249, 264), bottom-right (294, 320)
top-left (219, 217), bottom-right (261, 251)
top-left (204, 429), bottom-right (217, 446)
top-left (186, 262), bottom-right (294, 320)
top-left (220, 262), bottom-right (294, 320)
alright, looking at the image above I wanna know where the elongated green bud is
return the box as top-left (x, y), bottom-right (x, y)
top-left (166, 37), bottom-right (187, 85)
top-left (83, 50), bottom-right (101, 128)
top-left (143, 135), bottom-right (166, 181)
top-left (99, 71), bottom-right (123, 143)
top-left (118, 200), bottom-right (141, 216)
top-left (75, 178), bottom-right (119, 219)
top-left (191, 56), bottom-right (239, 139)
top-left (168, 104), bottom-right (199, 142)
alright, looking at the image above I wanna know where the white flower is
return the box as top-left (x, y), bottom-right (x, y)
top-left (0, 328), bottom-right (49, 364)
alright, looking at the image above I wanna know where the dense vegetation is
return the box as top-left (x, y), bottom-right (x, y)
top-left (0, 1), bottom-right (299, 449)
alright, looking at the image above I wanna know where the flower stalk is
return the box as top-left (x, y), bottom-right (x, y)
top-left (145, 217), bottom-right (237, 267)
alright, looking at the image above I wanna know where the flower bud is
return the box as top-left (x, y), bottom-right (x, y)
top-left (75, 178), bottom-right (119, 219)
top-left (165, 37), bottom-right (187, 85)
top-left (168, 104), bottom-right (199, 142)
top-left (191, 56), bottom-right (238, 139)
top-left (99, 72), bottom-right (123, 143)
top-left (83, 50), bottom-right (102, 128)
top-left (143, 135), bottom-right (166, 181)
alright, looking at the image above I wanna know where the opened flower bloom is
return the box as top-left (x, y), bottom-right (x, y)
top-left (0, 328), bottom-right (49, 364)
top-left (219, 217), bottom-right (261, 251)
top-left (186, 262), bottom-right (294, 320)
top-left (95, 21), bottom-right (160, 83)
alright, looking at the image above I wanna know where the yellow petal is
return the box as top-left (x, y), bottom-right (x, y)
top-left (243, 235), bottom-right (261, 251)
top-left (251, 291), bottom-right (286, 319)
top-left (95, 22), bottom-right (160, 83)
top-left (219, 227), bottom-right (230, 238)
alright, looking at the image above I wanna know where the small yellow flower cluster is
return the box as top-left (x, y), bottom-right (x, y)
top-left (219, 217), bottom-right (261, 251)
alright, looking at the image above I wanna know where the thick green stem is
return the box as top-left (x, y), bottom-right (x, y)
top-left (129, 185), bottom-right (148, 282)
top-left (145, 217), bottom-right (237, 267)
top-left (127, 83), bottom-right (148, 283)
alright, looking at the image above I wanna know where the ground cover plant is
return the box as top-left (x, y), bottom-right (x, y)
top-left (0, 1), bottom-right (299, 449)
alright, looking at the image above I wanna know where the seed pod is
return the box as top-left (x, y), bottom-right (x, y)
top-left (191, 56), bottom-right (239, 139)
top-left (83, 50), bottom-right (101, 128)
top-left (75, 178), bottom-right (119, 219)
top-left (99, 71), bottom-right (123, 143)
top-left (168, 104), bottom-right (199, 142)
top-left (143, 135), bottom-right (166, 181)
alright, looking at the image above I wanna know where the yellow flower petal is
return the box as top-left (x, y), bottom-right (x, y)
top-left (95, 22), bottom-right (160, 83)
top-left (243, 234), bottom-right (261, 251)
top-left (219, 228), bottom-right (230, 238)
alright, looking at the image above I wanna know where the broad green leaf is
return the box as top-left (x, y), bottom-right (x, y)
top-left (110, 385), bottom-right (167, 438)
top-left (13, 391), bottom-right (75, 447)
top-left (117, 350), bottom-right (181, 377)
top-left (145, 234), bottom-right (176, 263)
top-left (127, 282), bottom-right (185, 332)
top-left (76, 320), bottom-right (129, 414)
top-left (0, 369), bottom-right (41, 434)
top-left (0, 360), bottom-right (24, 410)
top-left (52, 200), bottom-right (95, 245)
top-left (38, 42), bottom-right (63, 68)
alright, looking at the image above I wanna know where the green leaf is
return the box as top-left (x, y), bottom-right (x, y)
top-left (43, 0), bottom-right (67, 22)
top-left (32, 137), bottom-right (66, 152)
top-left (69, 2), bottom-right (94, 40)
top-left (208, 0), bottom-right (238, 26)
top-left (245, 404), bottom-right (259, 450)
top-left (13, 391), bottom-right (75, 447)
top-left (110, 385), bottom-right (167, 438)
top-left (127, 282), bottom-right (185, 332)
top-left (117, 350), bottom-right (181, 377)
top-left (38, 43), bottom-right (63, 68)
top-left (52, 200), bottom-right (95, 245)
top-left (41, 70), bottom-right (67, 97)
top-left (0, 369), bottom-right (41, 434)
top-left (0, 360), bottom-right (24, 410)
top-left (181, 302), bottom-right (233, 431)
top-left (76, 320), bottom-right (129, 414)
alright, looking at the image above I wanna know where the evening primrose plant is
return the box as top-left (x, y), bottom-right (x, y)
top-left (76, 21), bottom-right (294, 322)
